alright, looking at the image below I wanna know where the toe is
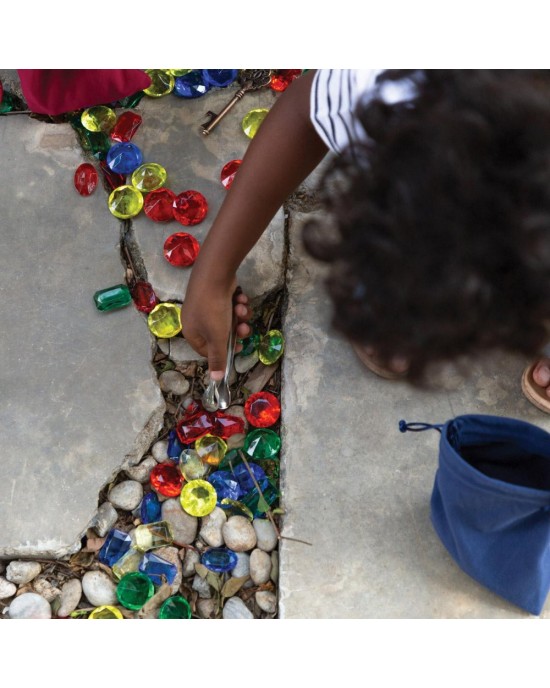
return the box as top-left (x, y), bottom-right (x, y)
top-left (532, 358), bottom-right (550, 387)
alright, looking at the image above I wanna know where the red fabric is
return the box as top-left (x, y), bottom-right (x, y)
top-left (17, 69), bottom-right (152, 115)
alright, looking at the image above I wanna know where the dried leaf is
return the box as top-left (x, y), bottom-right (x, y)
top-left (155, 360), bottom-right (176, 374)
top-left (221, 576), bottom-right (250, 599)
top-left (194, 563), bottom-right (208, 579)
top-left (206, 571), bottom-right (222, 592)
top-left (84, 537), bottom-right (105, 552)
top-left (271, 508), bottom-right (285, 515)
top-left (69, 551), bottom-right (95, 568)
top-left (242, 361), bottom-right (280, 396)
top-left (137, 582), bottom-right (171, 619)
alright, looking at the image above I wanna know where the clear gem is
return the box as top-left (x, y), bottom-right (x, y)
top-left (180, 448), bottom-right (209, 481)
top-left (112, 548), bottom-right (142, 579)
top-left (134, 521), bottom-right (174, 552)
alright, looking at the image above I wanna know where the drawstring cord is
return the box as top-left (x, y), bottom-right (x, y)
top-left (398, 420), bottom-right (443, 434)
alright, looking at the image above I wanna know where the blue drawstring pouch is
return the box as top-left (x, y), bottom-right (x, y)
top-left (400, 414), bottom-right (550, 615)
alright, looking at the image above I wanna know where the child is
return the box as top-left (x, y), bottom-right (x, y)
top-left (180, 70), bottom-right (550, 413)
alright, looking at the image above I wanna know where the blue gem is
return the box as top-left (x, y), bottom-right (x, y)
top-left (201, 547), bottom-right (238, 573)
top-left (140, 491), bottom-right (162, 524)
top-left (202, 70), bottom-right (238, 88)
top-left (173, 71), bottom-right (211, 98)
top-left (167, 429), bottom-right (184, 462)
top-left (233, 462), bottom-right (268, 494)
top-left (106, 142), bottom-right (143, 175)
top-left (208, 470), bottom-right (242, 503)
top-left (138, 552), bottom-right (178, 586)
top-left (98, 529), bottom-right (132, 567)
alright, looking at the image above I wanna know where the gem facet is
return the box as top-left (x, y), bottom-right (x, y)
top-left (243, 428), bottom-right (281, 459)
top-left (173, 71), bottom-right (211, 98)
top-left (219, 498), bottom-right (254, 520)
top-left (0, 91), bottom-right (15, 114)
top-left (159, 595), bottom-right (192, 619)
top-left (150, 462), bottom-right (184, 497)
top-left (167, 70), bottom-right (192, 77)
top-left (220, 159), bottom-right (242, 190)
top-left (180, 479), bottom-right (217, 517)
top-left (270, 69), bottom-right (302, 92)
top-left (131, 163), bottom-right (167, 193)
top-left (244, 391), bottom-right (281, 428)
top-left (118, 91), bottom-right (145, 108)
top-left (208, 470), bottom-right (242, 502)
top-left (195, 434), bottom-right (227, 466)
top-left (99, 160), bottom-right (126, 191)
top-left (81, 105), bottom-right (116, 133)
top-left (167, 429), bottom-right (185, 461)
top-left (110, 111), bottom-right (142, 142)
top-left (98, 529), bottom-right (132, 567)
top-left (213, 411), bottom-right (246, 440)
top-left (106, 142), bottom-right (143, 175)
top-left (237, 331), bottom-right (260, 357)
top-left (134, 521), bottom-right (174, 552)
top-left (241, 480), bottom-right (279, 517)
top-left (201, 547), bottom-right (238, 573)
top-left (74, 163), bottom-right (98, 196)
top-left (116, 572), bottom-right (155, 610)
top-left (89, 605), bottom-right (123, 619)
top-left (233, 462), bottom-right (268, 494)
top-left (180, 448), bottom-right (209, 481)
top-left (144, 188), bottom-right (176, 223)
top-left (131, 280), bottom-right (158, 313)
top-left (108, 185), bottom-right (144, 219)
top-left (144, 70), bottom-right (175, 97)
top-left (93, 284), bottom-right (132, 312)
top-left (147, 302), bottom-right (182, 338)
top-left (176, 409), bottom-right (217, 444)
top-left (242, 108), bottom-right (269, 138)
top-left (258, 329), bottom-right (285, 364)
top-left (218, 448), bottom-right (244, 471)
top-left (112, 548), bottom-right (142, 579)
top-left (173, 190), bottom-right (208, 226)
top-left (140, 491), bottom-right (162, 524)
top-left (163, 232), bottom-right (200, 267)
top-left (139, 552), bottom-right (178, 586)
top-left (202, 69), bottom-right (238, 88)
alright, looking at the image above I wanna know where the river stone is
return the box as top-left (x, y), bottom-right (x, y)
top-left (6, 560), bottom-right (41, 585)
top-left (159, 370), bottom-right (190, 396)
top-left (271, 550), bottom-right (279, 583)
top-left (255, 590), bottom-right (277, 614)
top-left (33, 577), bottom-right (61, 602)
top-left (158, 337), bottom-right (198, 363)
top-left (92, 501), bottom-right (118, 537)
top-left (192, 574), bottom-right (212, 599)
top-left (0, 576), bottom-right (16, 599)
top-left (82, 570), bottom-right (117, 607)
top-left (125, 456), bottom-right (157, 483)
top-left (227, 434), bottom-right (246, 450)
top-left (250, 548), bottom-right (271, 585)
top-left (223, 596), bottom-right (254, 619)
top-left (234, 352), bottom-right (259, 374)
top-left (222, 516), bottom-right (257, 552)
top-left (231, 552), bottom-right (250, 579)
top-left (57, 579), bottom-right (82, 618)
top-left (199, 507), bottom-right (227, 547)
top-left (0, 561), bottom-right (5, 574)
top-left (154, 546), bottom-right (182, 594)
top-left (152, 440), bottom-right (169, 462)
top-left (108, 480), bottom-right (143, 511)
top-left (161, 498), bottom-right (198, 545)
top-left (253, 518), bottom-right (278, 552)
top-left (182, 549), bottom-right (200, 577)
top-left (197, 598), bottom-right (216, 619)
top-left (8, 592), bottom-right (51, 619)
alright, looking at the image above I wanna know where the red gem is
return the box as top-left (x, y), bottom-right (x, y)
top-left (110, 111), bottom-right (142, 142)
top-left (99, 160), bottom-right (126, 190)
top-left (144, 187), bottom-right (176, 223)
top-left (176, 410), bottom-right (217, 445)
top-left (220, 159), bottom-right (242, 190)
top-left (173, 190), bottom-right (208, 226)
top-left (74, 163), bottom-right (98, 196)
top-left (164, 232), bottom-right (200, 267)
top-left (244, 391), bottom-right (281, 428)
top-left (150, 462), bottom-right (184, 497)
top-left (214, 411), bottom-right (246, 439)
top-left (131, 280), bottom-right (158, 313)
top-left (270, 70), bottom-right (302, 92)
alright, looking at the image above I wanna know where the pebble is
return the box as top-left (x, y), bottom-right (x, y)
top-left (197, 598), bottom-right (216, 619)
top-left (92, 501), bottom-right (119, 537)
top-left (154, 546), bottom-right (182, 594)
top-left (159, 370), bottom-right (190, 396)
top-left (56, 579), bottom-right (82, 618)
top-left (0, 561), bottom-right (5, 574)
top-left (255, 591), bottom-right (277, 614)
top-left (182, 549), bottom-right (200, 578)
top-left (125, 457), bottom-right (158, 483)
top-left (81, 570), bottom-right (117, 607)
top-left (227, 434), bottom-right (246, 450)
top-left (6, 561), bottom-right (41, 585)
top-left (108, 480), bottom-right (143, 511)
top-left (152, 440), bottom-right (169, 462)
top-left (222, 596), bottom-right (254, 619)
top-left (270, 551), bottom-right (279, 583)
top-left (231, 552), bottom-right (250, 579)
top-left (32, 577), bottom-right (61, 602)
top-left (192, 574), bottom-right (212, 599)
top-left (234, 351), bottom-right (259, 374)
top-left (0, 576), bottom-right (16, 599)
top-left (222, 516), bottom-right (257, 552)
top-left (8, 592), bottom-right (51, 619)
top-left (161, 498), bottom-right (198, 545)
top-left (249, 548), bottom-right (271, 585)
top-left (158, 337), bottom-right (198, 362)
top-left (199, 507), bottom-right (226, 547)
top-left (253, 518), bottom-right (278, 552)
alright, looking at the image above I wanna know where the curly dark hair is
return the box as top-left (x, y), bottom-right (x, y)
top-left (303, 69), bottom-right (550, 383)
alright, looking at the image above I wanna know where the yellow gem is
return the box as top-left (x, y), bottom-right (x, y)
top-left (81, 105), bottom-right (117, 133)
top-left (134, 520), bottom-right (174, 552)
top-left (112, 548), bottom-right (142, 580)
top-left (108, 185), bottom-right (144, 219)
top-left (144, 70), bottom-right (175, 97)
top-left (242, 108), bottom-right (269, 139)
top-left (147, 302), bottom-right (182, 338)
top-left (180, 448), bottom-right (209, 480)
top-left (195, 434), bottom-right (227, 466)
top-left (220, 498), bottom-right (254, 520)
top-left (168, 69), bottom-right (192, 77)
top-left (131, 163), bottom-right (167, 193)
top-left (88, 605), bottom-right (123, 619)
top-left (180, 479), bottom-right (217, 517)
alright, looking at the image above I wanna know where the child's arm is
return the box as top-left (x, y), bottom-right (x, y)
top-left (180, 70), bottom-right (328, 379)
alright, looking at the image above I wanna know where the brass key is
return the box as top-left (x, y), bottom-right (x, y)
top-left (200, 69), bottom-right (272, 136)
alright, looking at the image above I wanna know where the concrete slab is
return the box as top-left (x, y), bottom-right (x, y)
top-left (0, 113), bottom-right (164, 559)
top-left (279, 211), bottom-right (550, 618)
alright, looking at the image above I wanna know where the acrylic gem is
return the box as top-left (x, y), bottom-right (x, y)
top-left (116, 572), bottom-right (154, 610)
top-left (74, 163), bottom-right (98, 196)
top-left (163, 232), bottom-right (200, 267)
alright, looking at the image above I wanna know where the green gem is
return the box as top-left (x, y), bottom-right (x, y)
top-left (112, 548), bottom-right (142, 579)
top-left (72, 126), bottom-right (111, 159)
top-left (237, 332), bottom-right (260, 357)
top-left (241, 480), bottom-right (279, 517)
top-left (144, 70), bottom-right (175, 97)
top-left (258, 329), bottom-right (285, 365)
top-left (118, 91), bottom-right (145, 108)
top-left (134, 521), bottom-right (174, 552)
top-left (93, 284), bottom-right (132, 312)
top-left (81, 105), bottom-right (117, 133)
top-left (159, 595), bottom-right (192, 619)
top-left (218, 448), bottom-right (244, 471)
top-left (243, 428), bottom-right (281, 459)
top-left (131, 162), bottom-right (167, 193)
top-left (116, 572), bottom-right (154, 610)
top-left (242, 108), bottom-right (269, 139)
top-left (88, 605), bottom-right (123, 619)
top-left (180, 448), bottom-right (209, 481)
top-left (0, 92), bottom-right (16, 114)
top-left (108, 185), bottom-right (144, 219)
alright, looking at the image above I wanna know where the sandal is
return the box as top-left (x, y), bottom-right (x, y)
top-left (351, 342), bottom-right (408, 380)
top-left (521, 360), bottom-right (550, 414)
